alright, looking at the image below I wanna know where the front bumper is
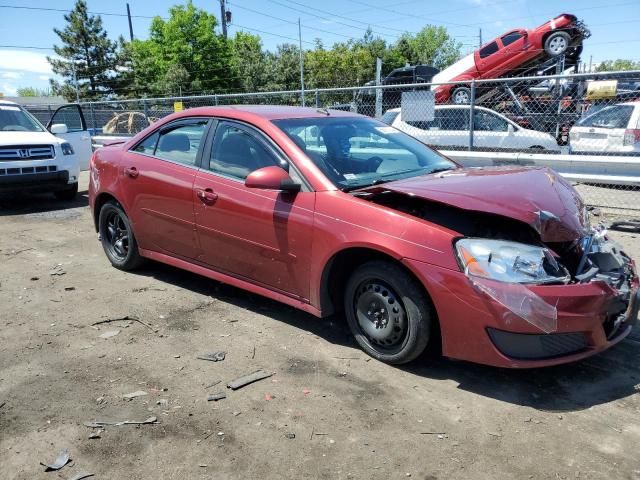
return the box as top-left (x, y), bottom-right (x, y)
top-left (404, 257), bottom-right (638, 368)
top-left (0, 169), bottom-right (71, 192)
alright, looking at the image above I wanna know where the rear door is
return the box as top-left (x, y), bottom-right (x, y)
top-left (193, 120), bottom-right (315, 299)
top-left (472, 109), bottom-right (511, 149)
top-left (496, 30), bottom-right (530, 76)
top-left (437, 108), bottom-right (469, 148)
top-left (47, 105), bottom-right (92, 170)
top-left (475, 40), bottom-right (501, 78)
top-left (121, 118), bottom-right (210, 259)
top-left (570, 104), bottom-right (634, 152)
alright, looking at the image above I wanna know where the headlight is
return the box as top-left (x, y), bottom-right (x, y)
top-left (61, 142), bottom-right (74, 155)
top-left (455, 238), bottom-right (569, 284)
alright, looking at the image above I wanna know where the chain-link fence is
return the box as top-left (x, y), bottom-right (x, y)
top-left (26, 70), bottom-right (640, 222)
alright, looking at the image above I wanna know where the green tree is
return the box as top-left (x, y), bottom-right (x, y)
top-left (397, 26), bottom-right (461, 70)
top-left (47, 0), bottom-right (121, 101)
top-left (16, 86), bottom-right (52, 97)
top-left (126, 1), bottom-right (236, 96)
top-left (232, 32), bottom-right (267, 92)
top-left (595, 59), bottom-right (640, 72)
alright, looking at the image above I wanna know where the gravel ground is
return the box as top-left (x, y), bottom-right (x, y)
top-left (1, 173), bottom-right (639, 480)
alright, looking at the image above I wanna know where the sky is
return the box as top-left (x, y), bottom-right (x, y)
top-left (0, 0), bottom-right (639, 96)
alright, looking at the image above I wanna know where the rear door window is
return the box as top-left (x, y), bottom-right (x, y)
top-left (501, 32), bottom-right (523, 46)
top-left (155, 121), bottom-right (208, 166)
top-left (578, 105), bottom-right (634, 129)
top-left (440, 109), bottom-right (468, 130)
top-left (479, 41), bottom-right (499, 59)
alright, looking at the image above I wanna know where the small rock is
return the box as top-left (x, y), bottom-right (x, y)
top-left (96, 396), bottom-right (105, 404)
top-left (88, 431), bottom-right (101, 439)
top-left (173, 354), bottom-right (180, 358)
top-left (285, 432), bottom-right (295, 439)
top-left (123, 390), bottom-right (148, 400)
top-left (232, 411), bottom-right (241, 416)
top-left (99, 330), bottom-right (120, 339)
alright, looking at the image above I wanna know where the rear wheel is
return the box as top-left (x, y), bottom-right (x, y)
top-left (54, 182), bottom-right (78, 201)
top-left (98, 201), bottom-right (143, 271)
top-left (344, 260), bottom-right (433, 364)
top-left (544, 32), bottom-right (571, 57)
top-left (451, 86), bottom-right (471, 104)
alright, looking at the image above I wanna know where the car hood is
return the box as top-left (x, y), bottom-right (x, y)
top-left (0, 131), bottom-right (60, 145)
top-left (360, 167), bottom-right (588, 242)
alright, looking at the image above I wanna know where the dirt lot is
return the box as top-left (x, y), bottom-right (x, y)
top-left (1, 173), bottom-right (639, 480)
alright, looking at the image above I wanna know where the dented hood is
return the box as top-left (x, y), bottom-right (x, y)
top-left (363, 167), bottom-right (588, 242)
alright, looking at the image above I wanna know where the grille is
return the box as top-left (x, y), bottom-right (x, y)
top-left (0, 165), bottom-right (57, 176)
top-left (488, 328), bottom-right (588, 360)
top-left (0, 145), bottom-right (55, 161)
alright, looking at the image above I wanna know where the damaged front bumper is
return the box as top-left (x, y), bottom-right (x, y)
top-left (404, 235), bottom-right (639, 368)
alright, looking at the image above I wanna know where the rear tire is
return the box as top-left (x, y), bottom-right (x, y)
top-left (54, 182), bottom-right (78, 201)
top-left (98, 200), bottom-right (143, 271)
top-left (344, 260), bottom-right (433, 364)
top-left (451, 87), bottom-right (471, 104)
top-left (544, 32), bottom-right (571, 57)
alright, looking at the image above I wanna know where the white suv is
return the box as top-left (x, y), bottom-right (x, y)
top-left (383, 105), bottom-right (559, 151)
top-left (0, 101), bottom-right (90, 200)
top-left (569, 101), bottom-right (640, 153)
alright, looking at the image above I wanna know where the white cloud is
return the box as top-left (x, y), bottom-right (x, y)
top-left (39, 75), bottom-right (50, 81)
top-left (1, 71), bottom-right (22, 79)
top-left (1, 83), bottom-right (18, 96)
top-left (0, 49), bottom-right (57, 75)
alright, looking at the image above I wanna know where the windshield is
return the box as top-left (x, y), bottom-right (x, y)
top-left (272, 116), bottom-right (456, 191)
top-left (0, 104), bottom-right (45, 132)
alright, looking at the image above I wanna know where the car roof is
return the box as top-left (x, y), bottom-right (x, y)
top-left (388, 105), bottom-right (496, 112)
top-left (173, 105), bottom-right (361, 121)
top-left (0, 100), bottom-right (19, 106)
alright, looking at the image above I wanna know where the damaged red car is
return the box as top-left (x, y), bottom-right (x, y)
top-left (88, 106), bottom-right (639, 367)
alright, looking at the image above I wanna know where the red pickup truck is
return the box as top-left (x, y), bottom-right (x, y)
top-left (433, 14), bottom-right (590, 104)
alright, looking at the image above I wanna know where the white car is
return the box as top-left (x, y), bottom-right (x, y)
top-left (382, 105), bottom-right (559, 151)
top-left (0, 101), bottom-right (91, 199)
top-left (569, 101), bottom-right (640, 153)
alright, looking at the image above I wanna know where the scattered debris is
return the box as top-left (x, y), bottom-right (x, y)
top-left (264, 393), bottom-right (273, 401)
top-left (420, 432), bottom-right (447, 435)
top-left (83, 416), bottom-right (157, 428)
top-left (49, 265), bottom-right (66, 276)
top-left (251, 345), bottom-right (256, 359)
top-left (30, 277), bottom-right (39, 281)
top-left (197, 351), bottom-right (226, 362)
top-left (132, 286), bottom-right (167, 293)
top-left (232, 411), bottom-right (241, 416)
top-left (95, 396), bottom-right (105, 405)
top-left (173, 354), bottom-right (180, 358)
top-left (157, 399), bottom-right (169, 407)
top-left (285, 432), bottom-right (296, 439)
top-left (88, 431), bottom-right (101, 439)
top-left (0, 401), bottom-right (5, 409)
top-left (334, 356), bottom-right (360, 360)
top-left (122, 390), bottom-right (148, 400)
top-left (92, 316), bottom-right (158, 333)
top-left (67, 474), bottom-right (95, 480)
top-left (99, 330), bottom-right (120, 339)
top-left (227, 370), bottom-right (273, 390)
top-left (207, 392), bottom-right (226, 402)
top-left (303, 389), bottom-right (311, 395)
top-left (64, 286), bottom-right (76, 291)
top-left (205, 380), bottom-right (221, 389)
top-left (198, 464), bottom-right (208, 468)
top-left (487, 431), bottom-right (503, 437)
top-left (40, 449), bottom-right (70, 471)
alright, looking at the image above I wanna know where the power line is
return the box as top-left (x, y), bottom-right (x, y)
top-left (341, 0), bottom-right (474, 28)
top-left (0, 3), bottom-right (165, 19)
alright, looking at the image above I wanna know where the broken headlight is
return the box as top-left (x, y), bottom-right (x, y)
top-left (455, 239), bottom-right (569, 284)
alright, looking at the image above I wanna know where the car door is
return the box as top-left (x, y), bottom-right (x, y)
top-left (193, 120), bottom-right (314, 300)
top-left (121, 118), bottom-right (210, 259)
top-left (475, 40), bottom-right (501, 78)
top-left (47, 104), bottom-right (92, 170)
top-left (438, 108), bottom-right (469, 148)
top-left (496, 31), bottom-right (529, 76)
top-left (473, 109), bottom-right (511, 149)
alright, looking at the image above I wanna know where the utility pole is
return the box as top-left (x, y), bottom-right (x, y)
top-left (298, 18), bottom-right (305, 107)
top-left (72, 65), bottom-right (80, 103)
top-left (220, 0), bottom-right (228, 39)
top-left (126, 3), bottom-right (134, 41)
top-left (478, 28), bottom-right (483, 48)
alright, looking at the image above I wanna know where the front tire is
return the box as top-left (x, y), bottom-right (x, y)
top-left (344, 260), bottom-right (433, 364)
top-left (54, 182), bottom-right (78, 201)
top-left (451, 86), bottom-right (472, 104)
top-left (98, 201), bottom-right (143, 271)
top-left (544, 32), bottom-right (571, 57)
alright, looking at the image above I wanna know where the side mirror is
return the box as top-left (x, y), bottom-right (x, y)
top-left (245, 166), bottom-right (301, 193)
top-left (50, 123), bottom-right (68, 134)
top-left (507, 124), bottom-right (515, 135)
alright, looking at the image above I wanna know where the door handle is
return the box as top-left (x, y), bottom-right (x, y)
top-left (125, 167), bottom-right (139, 178)
top-left (196, 188), bottom-right (218, 204)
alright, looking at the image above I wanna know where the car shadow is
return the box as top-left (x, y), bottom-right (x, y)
top-left (132, 260), bottom-right (639, 413)
top-left (0, 189), bottom-right (89, 216)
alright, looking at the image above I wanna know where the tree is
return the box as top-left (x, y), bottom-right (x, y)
top-left (397, 26), bottom-right (461, 70)
top-left (16, 86), bottom-right (52, 97)
top-left (595, 59), bottom-right (640, 72)
top-left (48, 0), bottom-right (121, 101)
top-left (232, 32), bottom-right (267, 92)
top-left (126, 1), bottom-right (236, 96)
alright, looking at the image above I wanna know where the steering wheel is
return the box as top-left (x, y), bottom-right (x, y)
top-left (2, 125), bottom-right (29, 131)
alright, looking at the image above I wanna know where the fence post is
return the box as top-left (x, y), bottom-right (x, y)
top-left (214, 95), bottom-right (218, 106)
top-left (315, 89), bottom-right (319, 108)
top-left (143, 97), bottom-right (149, 119)
top-left (468, 80), bottom-right (476, 152)
top-left (47, 104), bottom-right (52, 125)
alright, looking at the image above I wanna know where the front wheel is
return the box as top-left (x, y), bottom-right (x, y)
top-left (544, 32), bottom-right (571, 57)
top-left (451, 87), bottom-right (472, 105)
top-left (344, 260), bottom-right (433, 364)
top-left (98, 201), bottom-right (143, 271)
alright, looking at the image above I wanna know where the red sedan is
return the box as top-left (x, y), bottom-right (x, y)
top-left (433, 13), bottom-right (590, 104)
top-left (89, 106), bottom-right (638, 367)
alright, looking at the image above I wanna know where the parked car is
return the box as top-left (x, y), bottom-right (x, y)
top-left (382, 105), bottom-right (559, 151)
top-left (89, 106), bottom-right (638, 368)
top-left (0, 101), bottom-right (90, 199)
top-left (432, 13), bottom-right (590, 104)
top-left (569, 101), bottom-right (640, 153)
